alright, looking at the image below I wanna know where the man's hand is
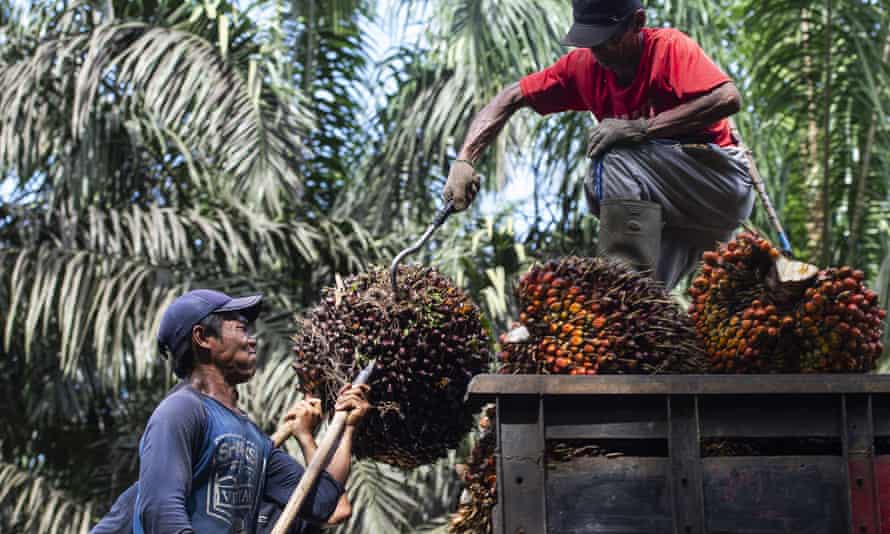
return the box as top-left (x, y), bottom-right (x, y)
top-left (334, 384), bottom-right (371, 427)
top-left (279, 397), bottom-right (322, 442)
top-left (587, 118), bottom-right (648, 160)
top-left (443, 160), bottom-right (480, 212)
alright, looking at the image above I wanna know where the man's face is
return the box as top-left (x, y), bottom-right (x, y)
top-left (589, 11), bottom-right (644, 73)
top-left (590, 28), bottom-right (635, 71)
top-left (209, 313), bottom-right (258, 384)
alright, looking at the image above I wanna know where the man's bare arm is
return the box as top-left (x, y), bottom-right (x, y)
top-left (456, 81), bottom-right (528, 163)
top-left (645, 82), bottom-right (741, 140)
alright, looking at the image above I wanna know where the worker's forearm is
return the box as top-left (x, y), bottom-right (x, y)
top-left (324, 426), bottom-right (355, 484)
top-left (297, 434), bottom-right (318, 464)
top-left (645, 82), bottom-right (741, 140)
top-left (457, 82), bottom-right (527, 163)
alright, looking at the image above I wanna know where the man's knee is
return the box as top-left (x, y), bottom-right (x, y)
top-left (585, 148), bottom-right (647, 213)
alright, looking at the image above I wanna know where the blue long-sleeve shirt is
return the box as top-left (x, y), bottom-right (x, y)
top-left (91, 385), bottom-right (341, 534)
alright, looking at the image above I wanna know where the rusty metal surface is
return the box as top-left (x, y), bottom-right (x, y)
top-left (468, 374), bottom-right (890, 399)
top-left (875, 456), bottom-right (890, 534)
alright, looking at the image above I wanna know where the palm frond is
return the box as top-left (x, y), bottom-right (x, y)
top-left (76, 22), bottom-right (311, 209)
top-left (0, 461), bottom-right (97, 534)
top-left (332, 455), bottom-right (462, 534)
top-left (0, 2), bottom-right (313, 211)
top-left (352, 0), bottom-right (568, 227)
top-left (1, 201), bottom-right (386, 391)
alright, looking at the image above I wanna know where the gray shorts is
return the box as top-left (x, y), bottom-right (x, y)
top-left (585, 140), bottom-right (755, 289)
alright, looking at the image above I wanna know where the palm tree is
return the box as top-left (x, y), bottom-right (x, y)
top-left (3, 0), bottom-right (889, 531)
top-left (737, 0), bottom-right (890, 272)
top-left (0, 0), bottom-right (388, 531)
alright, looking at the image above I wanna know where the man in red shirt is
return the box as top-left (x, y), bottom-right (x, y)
top-left (444, 0), bottom-right (754, 289)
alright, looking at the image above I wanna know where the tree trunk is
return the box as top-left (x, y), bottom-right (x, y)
top-left (845, 39), bottom-right (890, 264)
top-left (801, 8), bottom-right (823, 258)
top-left (818, 0), bottom-right (833, 267)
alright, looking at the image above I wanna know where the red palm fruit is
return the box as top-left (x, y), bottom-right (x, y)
top-left (518, 257), bottom-right (706, 375)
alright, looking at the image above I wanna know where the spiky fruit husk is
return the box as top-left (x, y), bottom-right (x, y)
top-left (450, 406), bottom-right (497, 534)
top-left (795, 267), bottom-right (884, 372)
top-left (688, 232), bottom-right (796, 372)
top-left (688, 232), bottom-right (885, 373)
top-left (510, 256), bottom-right (707, 375)
top-left (496, 322), bottom-right (544, 375)
top-left (292, 266), bottom-right (491, 469)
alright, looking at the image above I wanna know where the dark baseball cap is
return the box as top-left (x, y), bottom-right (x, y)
top-left (157, 289), bottom-right (263, 359)
top-left (561, 0), bottom-right (642, 48)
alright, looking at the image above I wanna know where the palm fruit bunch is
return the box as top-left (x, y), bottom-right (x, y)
top-left (450, 406), bottom-right (497, 534)
top-left (505, 256), bottom-right (706, 375)
top-left (496, 322), bottom-right (542, 374)
top-left (688, 232), bottom-right (797, 372)
top-left (794, 266), bottom-right (885, 372)
top-left (688, 231), bottom-right (886, 372)
top-left (292, 265), bottom-right (491, 469)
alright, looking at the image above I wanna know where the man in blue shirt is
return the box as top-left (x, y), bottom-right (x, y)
top-left (90, 289), bottom-right (369, 534)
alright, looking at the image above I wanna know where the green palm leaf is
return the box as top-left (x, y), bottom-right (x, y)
top-left (0, 461), bottom-right (97, 534)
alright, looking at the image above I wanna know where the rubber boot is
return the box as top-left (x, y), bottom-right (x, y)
top-left (597, 199), bottom-right (662, 275)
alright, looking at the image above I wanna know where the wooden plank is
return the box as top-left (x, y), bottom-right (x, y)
top-left (545, 395), bottom-right (668, 440)
top-left (546, 456), bottom-right (672, 534)
top-left (497, 395), bottom-right (546, 534)
top-left (467, 375), bottom-right (890, 400)
top-left (699, 395), bottom-right (841, 438)
top-left (703, 456), bottom-right (847, 533)
top-left (843, 395), bottom-right (880, 534)
top-left (873, 397), bottom-right (890, 437)
top-left (668, 396), bottom-right (705, 534)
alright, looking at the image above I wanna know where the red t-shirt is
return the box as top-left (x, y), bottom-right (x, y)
top-left (520, 28), bottom-right (734, 146)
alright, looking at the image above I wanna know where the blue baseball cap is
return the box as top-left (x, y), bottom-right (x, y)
top-left (157, 289), bottom-right (263, 360)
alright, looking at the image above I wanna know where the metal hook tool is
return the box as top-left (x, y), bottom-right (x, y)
top-left (390, 201), bottom-right (455, 294)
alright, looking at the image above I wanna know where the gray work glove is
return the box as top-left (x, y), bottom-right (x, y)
top-left (587, 118), bottom-right (649, 160)
top-left (443, 160), bottom-right (480, 211)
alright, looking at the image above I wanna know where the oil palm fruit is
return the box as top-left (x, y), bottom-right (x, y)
top-left (688, 232), bottom-right (885, 373)
top-left (511, 256), bottom-right (707, 375)
top-left (496, 322), bottom-right (543, 374)
top-left (292, 265), bottom-right (492, 469)
top-left (450, 405), bottom-right (497, 534)
top-left (795, 267), bottom-right (885, 372)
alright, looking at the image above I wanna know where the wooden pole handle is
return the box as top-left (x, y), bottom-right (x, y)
top-left (270, 426), bottom-right (290, 449)
top-left (270, 361), bottom-right (375, 534)
top-left (271, 412), bottom-right (349, 534)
